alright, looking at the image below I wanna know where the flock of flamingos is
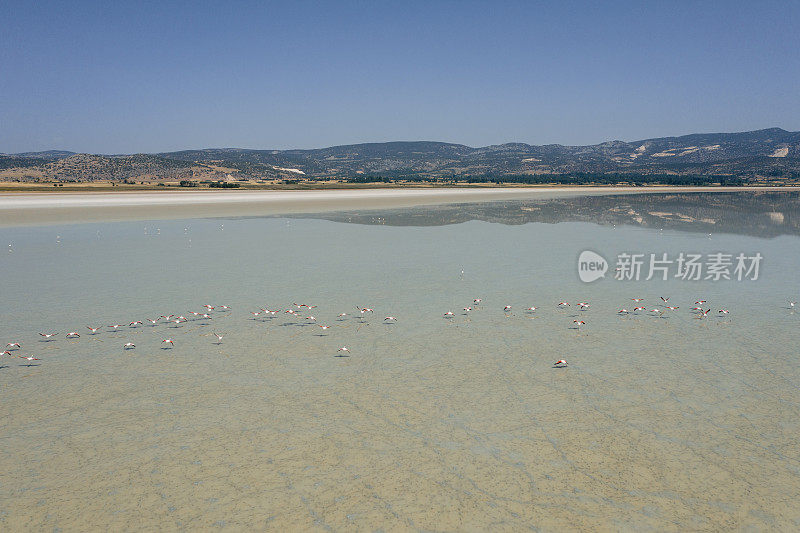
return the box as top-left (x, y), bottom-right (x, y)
top-left (1, 295), bottom-right (772, 370)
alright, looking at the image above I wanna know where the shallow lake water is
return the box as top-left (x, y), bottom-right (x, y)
top-left (1, 191), bottom-right (799, 531)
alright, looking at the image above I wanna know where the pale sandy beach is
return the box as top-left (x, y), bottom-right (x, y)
top-left (0, 186), bottom-right (795, 227)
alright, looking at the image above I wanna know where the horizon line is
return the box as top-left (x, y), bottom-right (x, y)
top-left (3, 126), bottom-right (797, 157)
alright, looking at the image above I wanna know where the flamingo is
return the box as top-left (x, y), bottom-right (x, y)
top-left (212, 333), bottom-right (224, 343)
top-left (503, 305), bottom-right (512, 312)
top-left (318, 325), bottom-right (333, 331)
top-left (525, 307), bottom-right (537, 312)
top-left (718, 309), bottom-right (730, 314)
top-left (789, 301), bottom-right (796, 308)
top-left (200, 314), bottom-right (212, 320)
top-left (129, 320), bottom-right (143, 327)
top-left (665, 306), bottom-right (680, 311)
top-left (660, 297), bottom-right (670, 302)
top-left (162, 339), bottom-right (175, 347)
top-left (39, 333), bottom-right (58, 340)
top-left (159, 315), bottom-right (174, 321)
top-left (218, 305), bottom-right (231, 311)
top-left (553, 359), bottom-right (567, 368)
top-left (123, 343), bottom-right (135, 349)
top-left (19, 355), bottom-right (40, 364)
top-left (6, 342), bottom-right (21, 350)
top-left (336, 346), bottom-right (350, 357)
top-left (573, 320), bottom-right (585, 326)
top-left (557, 302), bottom-right (569, 307)
top-left (384, 316), bottom-right (398, 322)
top-left (147, 318), bottom-right (159, 326)
top-left (578, 302), bottom-right (590, 309)
top-left (473, 298), bottom-right (482, 304)
top-left (695, 300), bottom-right (707, 304)
top-left (109, 324), bottom-right (123, 331)
top-left (66, 332), bottom-right (80, 338)
top-left (87, 326), bottom-right (100, 334)
top-left (337, 313), bottom-right (348, 318)
top-left (203, 304), bottom-right (215, 310)
top-left (633, 306), bottom-right (645, 312)
top-left (631, 298), bottom-right (644, 302)
top-left (443, 311), bottom-right (454, 318)
top-left (618, 309), bottom-right (629, 314)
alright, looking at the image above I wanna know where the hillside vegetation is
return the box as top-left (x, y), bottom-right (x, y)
top-left (2, 128), bottom-right (798, 185)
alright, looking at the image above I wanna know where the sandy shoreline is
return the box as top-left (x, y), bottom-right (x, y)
top-left (0, 186), bottom-right (796, 227)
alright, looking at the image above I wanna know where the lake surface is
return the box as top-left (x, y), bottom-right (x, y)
top-left (1, 191), bottom-right (799, 531)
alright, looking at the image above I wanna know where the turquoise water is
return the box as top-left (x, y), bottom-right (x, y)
top-left (1, 192), bottom-right (799, 530)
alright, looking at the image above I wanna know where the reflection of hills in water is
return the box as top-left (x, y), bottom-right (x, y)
top-left (305, 192), bottom-right (800, 238)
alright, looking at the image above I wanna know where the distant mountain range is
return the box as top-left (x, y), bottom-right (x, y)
top-left (2, 128), bottom-right (799, 184)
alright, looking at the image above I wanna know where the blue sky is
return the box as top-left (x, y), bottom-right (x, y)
top-left (1, 0), bottom-right (798, 153)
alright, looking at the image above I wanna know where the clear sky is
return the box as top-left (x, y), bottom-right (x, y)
top-left (1, 0), bottom-right (798, 153)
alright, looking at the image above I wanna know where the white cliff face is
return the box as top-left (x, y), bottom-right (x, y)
top-left (769, 146), bottom-right (789, 158)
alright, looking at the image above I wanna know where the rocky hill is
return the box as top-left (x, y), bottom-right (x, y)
top-left (2, 128), bottom-right (799, 184)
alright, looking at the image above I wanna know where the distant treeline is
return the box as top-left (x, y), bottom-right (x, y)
top-left (0, 156), bottom-right (49, 169)
top-left (179, 180), bottom-right (240, 188)
top-left (344, 173), bottom-right (746, 186)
